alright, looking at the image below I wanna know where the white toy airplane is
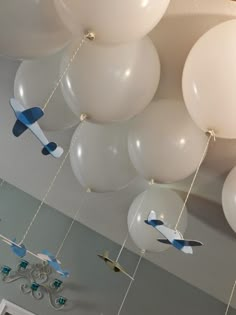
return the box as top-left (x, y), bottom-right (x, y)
top-left (145, 211), bottom-right (203, 254)
top-left (10, 98), bottom-right (63, 158)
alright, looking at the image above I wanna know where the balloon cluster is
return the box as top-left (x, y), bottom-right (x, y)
top-left (3, 1), bottom-right (236, 251)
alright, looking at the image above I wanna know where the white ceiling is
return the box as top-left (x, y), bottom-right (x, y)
top-left (1, 0), bottom-right (236, 307)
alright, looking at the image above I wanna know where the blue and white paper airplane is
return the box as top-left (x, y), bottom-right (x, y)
top-left (145, 211), bottom-right (203, 254)
top-left (10, 98), bottom-right (63, 158)
top-left (37, 250), bottom-right (69, 278)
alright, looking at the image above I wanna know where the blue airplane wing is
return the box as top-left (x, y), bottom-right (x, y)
top-left (10, 238), bottom-right (27, 258)
top-left (13, 120), bottom-right (28, 137)
top-left (21, 107), bottom-right (44, 125)
top-left (174, 239), bottom-right (203, 247)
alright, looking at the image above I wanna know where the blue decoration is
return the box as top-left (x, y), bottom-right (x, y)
top-left (10, 238), bottom-right (27, 258)
top-left (19, 260), bottom-right (29, 270)
top-left (57, 296), bottom-right (67, 306)
top-left (1, 265), bottom-right (11, 276)
top-left (145, 210), bottom-right (203, 254)
top-left (53, 279), bottom-right (63, 289)
top-left (37, 250), bottom-right (69, 278)
top-left (9, 98), bottom-right (63, 158)
top-left (31, 282), bottom-right (40, 291)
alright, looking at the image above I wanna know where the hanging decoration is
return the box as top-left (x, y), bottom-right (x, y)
top-left (145, 131), bottom-right (215, 254)
top-left (0, 179), bottom-right (86, 308)
top-left (0, 259), bottom-right (67, 310)
top-left (9, 30), bottom-right (95, 156)
top-left (127, 185), bottom-right (187, 253)
top-left (54, 0), bottom-right (170, 44)
top-left (145, 210), bottom-right (203, 254)
top-left (98, 251), bottom-right (134, 280)
top-left (9, 98), bottom-right (64, 158)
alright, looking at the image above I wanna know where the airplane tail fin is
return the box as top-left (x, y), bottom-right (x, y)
top-left (145, 211), bottom-right (164, 227)
top-left (103, 251), bottom-right (109, 258)
top-left (61, 270), bottom-right (70, 278)
top-left (42, 142), bottom-right (63, 158)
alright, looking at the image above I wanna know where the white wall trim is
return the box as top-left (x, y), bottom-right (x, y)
top-left (0, 299), bottom-right (36, 315)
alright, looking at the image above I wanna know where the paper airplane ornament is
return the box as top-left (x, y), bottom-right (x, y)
top-left (145, 210), bottom-right (203, 254)
top-left (9, 98), bottom-right (63, 158)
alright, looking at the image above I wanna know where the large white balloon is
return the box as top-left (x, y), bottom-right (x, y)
top-left (0, 0), bottom-right (72, 60)
top-left (128, 184), bottom-right (187, 252)
top-left (128, 99), bottom-right (208, 183)
top-left (14, 52), bottom-right (80, 131)
top-left (61, 37), bottom-right (160, 123)
top-left (183, 20), bottom-right (236, 139)
top-left (222, 166), bottom-right (236, 233)
top-left (54, 0), bottom-right (170, 44)
top-left (70, 121), bottom-right (137, 193)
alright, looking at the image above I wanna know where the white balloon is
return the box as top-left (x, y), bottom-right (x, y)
top-left (14, 52), bottom-right (80, 131)
top-left (0, 0), bottom-right (72, 60)
top-left (128, 99), bottom-right (208, 183)
top-left (54, 0), bottom-right (170, 44)
top-left (128, 184), bottom-right (187, 252)
top-left (70, 121), bottom-right (137, 193)
top-left (61, 37), bottom-right (160, 123)
top-left (183, 19), bottom-right (236, 139)
top-left (222, 166), bottom-right (236, 233)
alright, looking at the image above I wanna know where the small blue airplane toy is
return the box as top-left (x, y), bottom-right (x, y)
top-left (145, 211), bottom-right (203, 254)
top-left (37, 250), bottom-right (69, 278)
top-left (9, 98), bottom-right (63, 158)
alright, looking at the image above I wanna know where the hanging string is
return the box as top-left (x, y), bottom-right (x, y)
top-left (19, 114), bottom-right (88, 246)
top-left (42, 31), bottom-right (95, 112)
top-left (117, 250), bottom-right (145, 315)
top-left (225, 280), bottom-right (236, 315)
top-left (175, 130), bottom-right (216, 230)
top-left (55, 207), bottom-right (81, 259)
top-left (116, 190), bottom-right (148, 262)
top-left (17, 33), bottom-right (97, 245)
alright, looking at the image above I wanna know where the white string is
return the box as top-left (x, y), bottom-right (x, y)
top-left (55, 208), bottom-right (81, 258)
top-left (116, 190), bottom-right (147, 262)
top-left (117, 251), bottom-right (145, 315)
top-left (225, 280), bottom-right (236, 315)
top-left (175, 130), bottom-right (215, 230)
top-left (19, 116), bottom-right (87, 246)
top-left (42, 31), bottom-right (95, 112)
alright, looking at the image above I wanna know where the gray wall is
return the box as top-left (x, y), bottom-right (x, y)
top-left (0, 182), bottom-right (233, 315)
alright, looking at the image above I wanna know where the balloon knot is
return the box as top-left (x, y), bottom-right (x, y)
top-left (86, 188), bottom-right (92, 193)
top-left (80, 113), bottom-right (87, 122)
top-left (85, 31), bottom-right (96, 41)
top-left (149, 179), bottom-right (155, 185)
top-left (206, 129), bottom-right (216, 141)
